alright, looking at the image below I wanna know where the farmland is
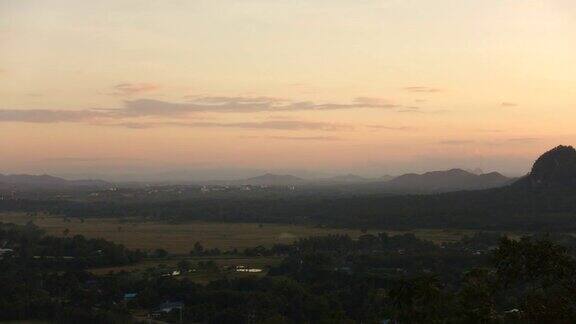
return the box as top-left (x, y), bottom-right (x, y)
top-left (0, 212), bottom-right (483, 254)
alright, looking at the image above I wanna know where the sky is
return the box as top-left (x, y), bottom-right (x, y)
top-left (1, 0), bottom-right (575, 180)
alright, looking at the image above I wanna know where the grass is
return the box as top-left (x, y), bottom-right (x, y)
top-left (88, 255), bottom-right (282, 281)
top-left (0, 212), bottom-right (485, 254)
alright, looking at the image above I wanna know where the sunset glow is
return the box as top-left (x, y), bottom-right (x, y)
top-left (1, 0), bottom-right (575, 179)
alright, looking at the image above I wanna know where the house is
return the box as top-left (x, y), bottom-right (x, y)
top-left (149, 301), bottom-right (184, 318)
top-left (123, 293), bottom-right (138, 301)
top-left (381, 320), bottom-right (398, 324)
top-left (235, 265), bottom-right (263, 273)
top-left (0, 248), bottom-right (14, 259)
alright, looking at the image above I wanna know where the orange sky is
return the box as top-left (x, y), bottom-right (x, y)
top-left (1, 0), bottom-right (575, 179)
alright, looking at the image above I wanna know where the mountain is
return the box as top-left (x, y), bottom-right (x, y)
top-left (20, 145), bottom-right (576, 232)
top-left (0, 174), bottom-right (68, 186)
top-left (384, 168), bottom-right (512, 192)
top-left (379, 175), bottom-right (394, 182)
top-left (0, 173), bottom-right (110, 189)
top-left (514, 145), bottom-right (576, 189)
top-left (239, 173), bottom-right (305, 186)
top-left (314, 174), bottom-right (372, 184)
top-left (326, 174), bottom-right (369, 182)
top-left (465, 168), bottom-right (484, 175)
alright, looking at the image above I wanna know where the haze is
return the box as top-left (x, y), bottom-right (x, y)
top-left (1, 0), bottom-right (575, 180)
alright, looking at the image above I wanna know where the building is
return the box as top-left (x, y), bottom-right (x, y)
top-left (149, 301), bottom-right (184, 318)
top-left (0, 248), bottom-right (14, 259)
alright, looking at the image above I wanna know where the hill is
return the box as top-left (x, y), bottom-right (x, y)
top-left (0, 173), bottom-right (109, 190)
top-left (514, 145), bottom-right (576, 189)
top-left (384, 168), bottom-right (512, 192)
top-left (5, 145), bottom-right (576, 232)
top-left (239, 173), bottom-right (305, 186)
top-left (312, 174), bottom-right (373, 185)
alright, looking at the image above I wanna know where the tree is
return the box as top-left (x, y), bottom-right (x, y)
top-left (193, 241), bottom-right (204, 255)
top-left (456, 268), bottom-right (497, 321)
top-left (492, 236), bottom-right (576, 321)
top-left (388, 275), bottom-right (451, 322)
top-left (177, 260), bottom-right (192, 273)
top-left (493, 236), bottom-right (575, 288)
top-left (154, 248), bottom-right (168, 258)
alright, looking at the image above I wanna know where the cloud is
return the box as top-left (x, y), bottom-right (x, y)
top-left (183, 95), bottom-right (284, 104)
top-left (242, 135), bottom-right (343, 141)
top-left (438, 138), bottom-right (540, 146)
top-left (0, 95), bottom-right (413, 126)
top-left (0, 109), bottom-right (105, 123)
top-left (122, 98), bottom-right (284, 115)
top-left (42, 157), bottom-right (145, 162)
top-left (110, 120), bottom-right (351, 131)
top-left (501, 102), bottom-right (518, 107)
top-left (110, 83), bottom-right (160, 96)
top-left (122, 96), bottom-right (399, 116)
top-left (352, 97), bottom-right (399, 108)
top-left (506, 137), bottom-right (539, 143)
top-left (110, 122), bottom-right (154, 129)
top-left (439, 140), bottom-right (476, 145)
top-left (472, 128), bottom-right (503, 133)
top-left (404, 86), bottom-right (442, 93)
top-left (396, 107), bottom-right (449, 114)
top-left (366, 125), bottom-right (413, 131)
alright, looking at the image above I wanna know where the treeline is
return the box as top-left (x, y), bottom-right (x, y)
top-left (5, 184), bottom-right (576, 231)
top-left (0, 222), bottom-right (145, 268)
top-left (3, 228), bottom-right (576, 322)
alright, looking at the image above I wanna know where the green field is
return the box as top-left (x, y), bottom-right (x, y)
top-left (0, 212), bottom-right (485, 254)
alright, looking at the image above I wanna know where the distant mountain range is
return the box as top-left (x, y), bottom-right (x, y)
top-left (237, 173), bottom-right (306, 186)
top-left (228, 169), bottom-right (513, 192)
top-left (29, 145), bottom-right (576, 232)
top-left (0, 162), bottom-right (516, 193)
top-left (0, 173), bottom-right (109, 190)
top-left (382, 169), bottom-right (513, 192)
top-left (215, 145), bottom-right (576, 230)
top-left (0, 167), bottom-right (515, 193)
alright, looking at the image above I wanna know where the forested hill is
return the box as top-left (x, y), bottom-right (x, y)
top-left (0, 173), bottom-right (109, 189)
top-left (4, 145), bottom-right (576, 231)
top-left (513, 145), bottom-right (576, 189)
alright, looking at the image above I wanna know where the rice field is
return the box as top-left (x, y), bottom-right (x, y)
top-left (0, 212), bottom-right (480, 254)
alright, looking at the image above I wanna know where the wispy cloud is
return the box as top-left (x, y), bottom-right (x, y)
top-left (242, 135), bottom-right (343, 141)
top-left (42, 157), bottom-right (145, 162)
top-left (404, 86), bottom-right (442, 93)
top-left (122, 96), bottom-right (399, 116)
top-left (396, 107), bottom-right (448, 114)
top-left (438, 140), bottom-right (475, 145)
top-left (501, 102), bottom-right (518, 107)
top-left (352, 97), bottom-right (398, 107)
top-left (439, 138), bottom-right (541, 145)
top-left (366, 125), bottom-right (413, 131)
top-left (109, 120), bottom-right (352, 131)
top-left (506, 137), bottom-right (539, 143)
top-left (0, 109), bottom-right (105, 123)
top-left (109, 83), bottom-right (160, 96)
top-left (0, 95), bottom-right (409, 124)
